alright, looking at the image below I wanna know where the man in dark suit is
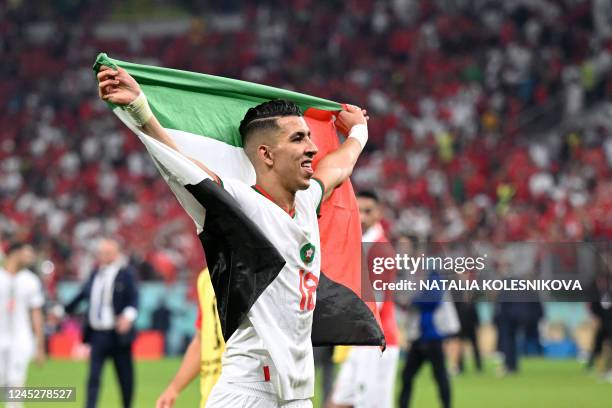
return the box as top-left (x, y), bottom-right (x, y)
top-left (60, 237), bottom-right (139, 408)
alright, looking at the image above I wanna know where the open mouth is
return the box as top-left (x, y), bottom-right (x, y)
top-left (301, 159), bottom-right (313, 175)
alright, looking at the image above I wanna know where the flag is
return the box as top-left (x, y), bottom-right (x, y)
top-left (93, 53), bottom-right (384, 346)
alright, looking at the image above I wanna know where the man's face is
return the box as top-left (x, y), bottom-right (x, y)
top-left (358, 196), bottom-right (380, 232)
top-left (269, 116), bottom-right (318, 191)
top-left (17, 245), bottom-right (35, 270)
top-left (96, 239), bottom-right (120, 266)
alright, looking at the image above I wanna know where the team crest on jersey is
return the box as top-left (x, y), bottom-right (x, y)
top-left (300, 243), bottom-right (316, 265)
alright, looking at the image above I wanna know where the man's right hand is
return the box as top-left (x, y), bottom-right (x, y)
top-left (97, 64), bottom-right (218, 180)
top-left (97, 65), bottom-right (141, 106)
top-left (156, 384), bottom-right (179, 408)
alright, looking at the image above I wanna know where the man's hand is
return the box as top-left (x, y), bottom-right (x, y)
top-left (156, 333), bottom-right (200, 408)
top-left (97, 65), bottom-right (141, 106)
top-left (35, 347), bottom-right (46, 367)
top-left (156, 384), bottom-right (179, 408)
top-left (335, 104), bottom-right (368, 136)
top-left (98, 64), bottom-right (219, 179)
top-left (314, 103), bottom-right (370, 201)
top-left (116, 315), bottom-right (133, 334)
top-left (46, 313), bottom-right (59, 327)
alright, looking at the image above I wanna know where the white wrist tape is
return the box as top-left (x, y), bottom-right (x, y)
top-left (124, 92), bottom-right (153, 126)
top-left (348, 124), bottom-right (368, 149)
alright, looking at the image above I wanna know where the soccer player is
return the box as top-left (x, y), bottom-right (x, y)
top-left (156, 268), bottom-right (225, 408)
top-left (0, 242), bottom-right (46, 407)
top-left (328, 191), bottom-right (400, 408)
top-left (97, 66), bottom-right (368, 408)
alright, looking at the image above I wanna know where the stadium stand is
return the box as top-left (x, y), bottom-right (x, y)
top-left (1, 0), bottom-right (610, 284)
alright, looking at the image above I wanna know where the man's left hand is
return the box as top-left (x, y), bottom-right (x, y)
top-left (116, 315), bottom-right (133, 334)
top-left (35, 348), bottom-right (46, 367)
top-left (336, 104), bottom-right (368, 136)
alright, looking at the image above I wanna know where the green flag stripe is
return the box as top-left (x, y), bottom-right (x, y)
top-left (94, 53), bottom-right (342, 148)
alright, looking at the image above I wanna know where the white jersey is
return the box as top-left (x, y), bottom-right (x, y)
top-left (0, 268), bottom-right (44, 355)
top-left (218, 178), bottom-right (323, 401)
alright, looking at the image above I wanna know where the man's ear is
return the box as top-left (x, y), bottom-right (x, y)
top-left (258, 144), bottom-right (274, 167)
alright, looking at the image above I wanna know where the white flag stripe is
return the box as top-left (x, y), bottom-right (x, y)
top-left (167, 128), bottom-right (256, 184)
top-left (115, 109), bottom-right (209, 232)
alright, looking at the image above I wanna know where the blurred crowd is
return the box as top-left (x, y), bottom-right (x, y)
top-left (1, 0), bottom-right (612, 282)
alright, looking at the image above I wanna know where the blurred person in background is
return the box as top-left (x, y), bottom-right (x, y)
top-left (586, 300), bottom-right (606, 371)
top-left (327, 191), bottom-right (399, 408)
top-left (55, 237), bottom-right (139, 408)
top-left (586, 265), bottom-right (612, 378)
top-left (39, 259), bottom-right (60, 359)
top-left (522, 301), bottom-right (544, 356)
top-left (494, 243), bottom-right (541, 376)
top-left (495, 295), bottom-right (541, 375)
top-left (313, 346), bottom-right (334, 407)
top-left (495, 300), bottom-right (524, 375)
top-left (450, 273), bottom-right (483, 375)
top-left (0, 242), bottom-right (46, 408)
top-left (156, 268), bottom-right (224, 408)
top-left (397, 239), bottom-right (460, 408)
top-left (151, 298), bottom-right (172, 356)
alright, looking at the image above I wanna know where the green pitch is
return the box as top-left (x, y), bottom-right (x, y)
top-left (25, 358), bottom-right (610, 407)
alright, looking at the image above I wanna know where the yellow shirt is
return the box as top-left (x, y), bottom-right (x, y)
top-left (332, 345), bottom-right (352, 364)
top-left (196, 268), bottom-right (225, 406)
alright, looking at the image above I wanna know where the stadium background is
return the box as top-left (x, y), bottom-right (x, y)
top-left (1, 0), bottom-right (612, 406)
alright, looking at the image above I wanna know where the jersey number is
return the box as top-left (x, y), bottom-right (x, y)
top-left (298, 270), bottom-right (319, 311)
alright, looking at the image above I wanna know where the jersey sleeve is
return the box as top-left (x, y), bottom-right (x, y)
top-left (304, 177), bottom-right (325, 216)
top-left (29, 274), bottom-right (45, 308)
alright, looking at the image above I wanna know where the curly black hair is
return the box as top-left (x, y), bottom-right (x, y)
top-left (239, 99), bottom-right (303, 146)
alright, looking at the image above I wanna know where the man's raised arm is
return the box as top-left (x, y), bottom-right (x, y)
top-left (97, 66), bottom-right (219, 180)
top-left (313, 105), bottom-right (369, 201)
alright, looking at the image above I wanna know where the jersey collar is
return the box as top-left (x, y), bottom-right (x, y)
top-left (251, 184), bottom-right (296, 218)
